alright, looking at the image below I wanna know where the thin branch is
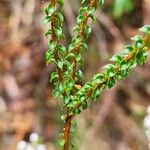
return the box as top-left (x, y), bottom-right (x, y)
top-left (51, 0), bottom-right (63, 82)
top-left (63, 111), bottom-right (73, 150)
top-left (70, 35), bottom-right (150, 112)
top-left (69, 0), bottom-right (97, 80)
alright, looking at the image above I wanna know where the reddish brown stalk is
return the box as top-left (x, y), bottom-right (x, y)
top-left (71, 48), bottom-right (149, 111)
top-left (63, 109), bottom-right (73, 150)
top-left (50, 1), bottom-right (73, 149)
top-left (51, 0), bottom-right (63, 82)
top-left (51, 0), bottom-right (56, 6)
top-left (71, 0), bottom-right (96, 79)
top-left (72, 58), bottom-right (77, 79)
top-left (63, 1), bottom-right (97, 149)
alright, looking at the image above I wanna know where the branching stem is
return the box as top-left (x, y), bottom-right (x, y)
top-left (63, 109), bottom-right (73, 150)
top-left (44, 1), bottom-right (150, 150)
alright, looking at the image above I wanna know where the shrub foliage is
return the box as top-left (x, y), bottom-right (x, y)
top-left (44, 0), bottom-right (150, 149)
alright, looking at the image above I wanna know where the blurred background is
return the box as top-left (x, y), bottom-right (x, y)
top-left (0, 0), bottom-right (150, 149)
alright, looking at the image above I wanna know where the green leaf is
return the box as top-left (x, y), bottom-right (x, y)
top-left (67, 79), bottom-right (75, 88)
top-left (79, 7), bottom-right (87, 14)
top-left (107, 78), bottom-right (115, 88)
top-left (71, 121), bottom-right (77, 134)
top-left (60, 115), bottom-right (66, 121)
top-left (108, 70), bottom-right (116, 77)
top-left (52, 89), bottom-right (61, 98)
top-left (89, 14), bottom-right (96, 23)
top-left (131, 35), bottom-right (143, 42)
top-left (139, 25), bottom-right (150, 34)
top-left (57, 59), bottom-right (64, 70)
top-left (48, 40), bottom-right (57, 50)
top-left (128, 60), bottom-right (137, 69)
top-left (45, 29), bottom-right (52, 37)
top-left (54, 26), bottom-right (63, 39)
top-left (44, 4), bottom-right (55, 15)
top-left (92, 88), bottom-right (101, 101)
top-left (116, 73), bottom-right (123, 80)
top-left (56, 0), bottom-right (64, 7)
top-left (123, 45), bottom-right (134, 54)
top-left (93, 74), bottom-right (105, 83)
top-left (57, 45), bottom-right (66, 52)
top-left (57, 45), bottom-right (66, 57)
top-left (77, 15), bottom-right (84, 24)
top-left (103, 64), bottom-right (116, 77)
top-left (67, 62), bottom-right (74, 71)
top-left (65, 53), bottom-right (75, 59)
top-left (84, 82), bottom-right (93, 90)
top-left (84, 26), bottom-right (91, 39)
top-left (64, 96), bottom-right (71, 105)
top-left (50, 72), bottom-right (58, 82)
top-left (135, 41), bottom-right (143, 49)
top-left (98, 0), bottom-right (105, 7)
top-left (57, 83), bottom-right (64, 94)
top-left (44, 50), bottom-right (54, 65)
top-left (110, 54), bottom-right (122, 62)
top-left (76, 53), bottom-right (82, 62)
top-left (68, 43), bottom-right (76, 51)
top-left (120, 69), bottom-right (130, 78)
top-left (81, 0), bottom-right (86, 4)
top-left (73, 108), bottom-right (81, 115)
top-left (58, 139), bottom-right (65, 147)
top-left (103, 64), bottom-right (114, 70)
top-left (55, 11), bottom-right (64, 23)
top-left (76, 70), bottom-right (82, 80)
top-left (43, 16), bottom-right (51, 24)
top-left (77, 92), bottom-right (87, 102)
top-left (63, 79), bottom-right (75, 93)
top-left (120, 60), bottom-right (129, 70)
top-left (82, 101), bottom-right (88, 110)
top-left (72, 35), bottom-right (81, 44)
top-left (81, 43), bottom-right (88, 51)
top-left (87, 7), bottom-right (95, 15)
top-left (71, 99), bottom-right (79, 106)
top-left (73, 25), bottom-right (80, 33)
top-left (136, 51), bottom-right (149, 65)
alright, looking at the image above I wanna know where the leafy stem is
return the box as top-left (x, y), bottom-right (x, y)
top-left (43, 0), bottom-right (150, 150)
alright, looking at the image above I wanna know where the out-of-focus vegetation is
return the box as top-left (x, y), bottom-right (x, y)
top-left (0, 0), bottom-right (150, 150)
top-left (113, 0), bottom-right (134, 18)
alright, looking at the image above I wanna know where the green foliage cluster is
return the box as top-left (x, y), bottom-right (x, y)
top-left (43, 0), bottom-right (150, 149)
top-left (44, 0), bottom-right (105, 108)
top-left (113, 0), bottom-right (134, 18)
top-left (70, 27), bottom-right (150, 113)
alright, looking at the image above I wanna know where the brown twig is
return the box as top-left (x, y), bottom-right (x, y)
top-left (50, 1), bottom-right (74, 149)
top-left (70, 0), bottom-right (97, 80)
top-left (51, 0), bottom-right (63, 82)
top-left (71, 47), bottom-right (150, 111)
top-left (63, 109), bottom-right (73, 150)
top-left (51, 0), bottom-right (74, 149)
top-left (63, 1), bottom-right (97, 149)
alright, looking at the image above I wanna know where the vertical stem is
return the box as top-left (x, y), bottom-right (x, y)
top-left (63, 109), bottom-right (73, 150)
top-left (50, 0), bottom-right (63, 82)
top-left (70, 0), bottom-right (96, 79)
top-left (51, 0), bottom-right (56, 6)
top-left (50, 1), bottom-right (73, 149)
top-left (62, 1), bottom-right (97, 149)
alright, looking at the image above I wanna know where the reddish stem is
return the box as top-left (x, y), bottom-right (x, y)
top-left (63, 110), bottom-right (73, 150)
